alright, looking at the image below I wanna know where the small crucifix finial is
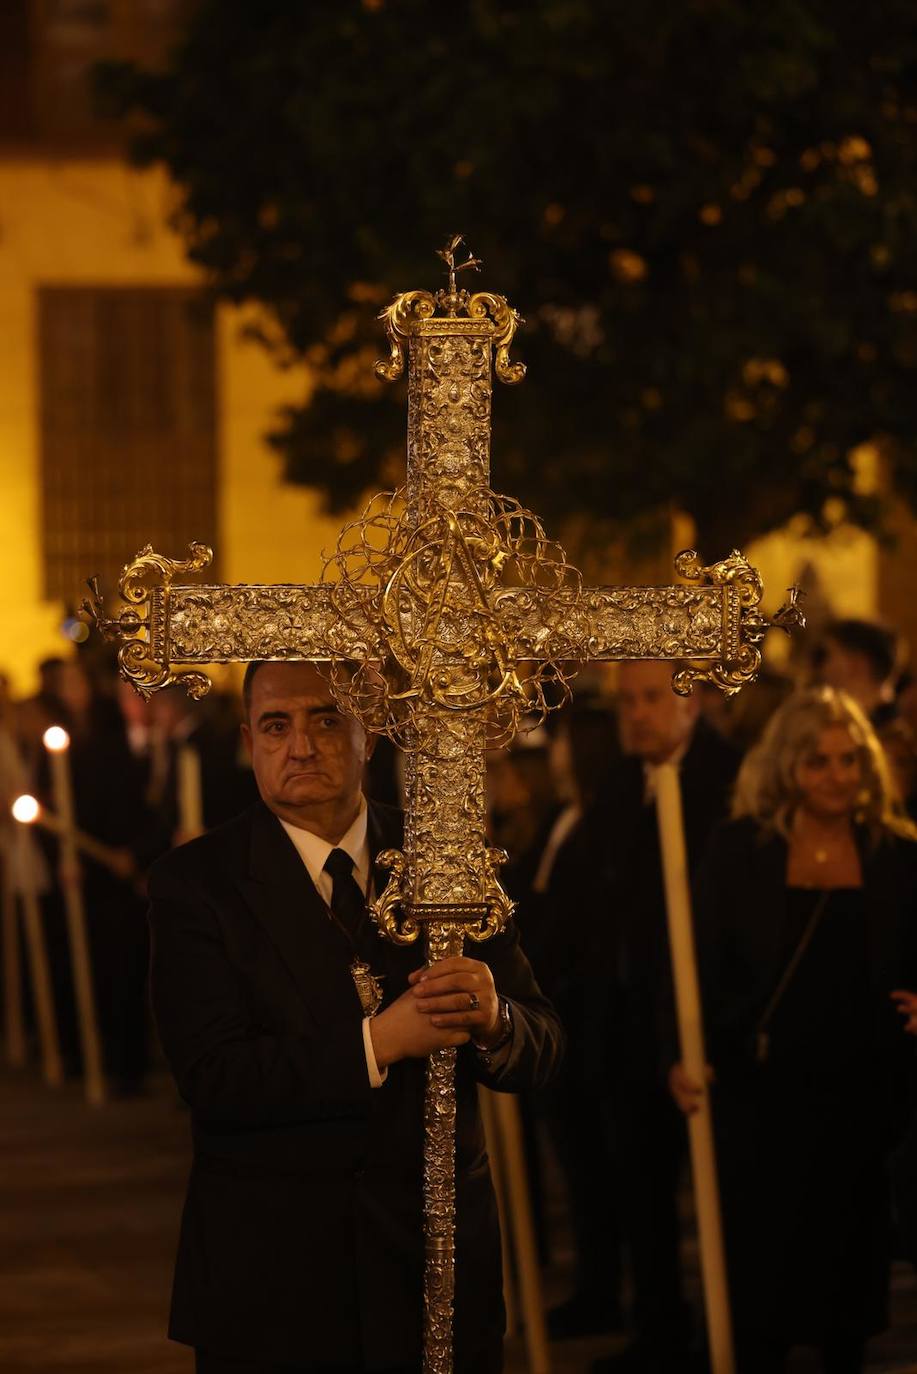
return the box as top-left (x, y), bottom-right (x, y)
top-left (436, 234), bottom-right (482, 314)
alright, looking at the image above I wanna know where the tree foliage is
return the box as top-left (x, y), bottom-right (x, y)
top-left (97, 0), bottom-right (917, 554)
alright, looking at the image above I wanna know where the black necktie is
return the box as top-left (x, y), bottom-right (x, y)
top-left (323, 847), bottom-right (366, 942)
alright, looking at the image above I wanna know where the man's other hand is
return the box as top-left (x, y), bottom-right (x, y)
top-left (369, 986), bottom-right (472, 1068)
top-left (891, 989), bottom-right (917, 1035)
top-left (408, 956), bottom-right (501, 1044)
top-left (668, 1060), bottom-right (714, 1115)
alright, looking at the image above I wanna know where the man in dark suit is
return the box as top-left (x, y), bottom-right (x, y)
top-left (148, 661), bottom-right (563, 1374)
top-left (589, 660), bottom-right (740, 1373)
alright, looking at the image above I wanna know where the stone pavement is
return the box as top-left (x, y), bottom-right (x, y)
top-left (1, 1066), bottom-right (916, 1374)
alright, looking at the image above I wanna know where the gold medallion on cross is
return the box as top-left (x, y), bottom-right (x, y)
top-left (84, 237), bottom-right (802, 1374)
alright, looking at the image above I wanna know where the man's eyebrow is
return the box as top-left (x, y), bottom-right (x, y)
top-left (256, 703), bottom-right (342, 727)
top-left (256, 709), bottom-right (290, 727)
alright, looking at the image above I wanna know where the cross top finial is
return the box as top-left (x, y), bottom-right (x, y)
top-left (375, 239), bottom-right (525, 384)
top-left (435, 233), bottom-right (482, 315)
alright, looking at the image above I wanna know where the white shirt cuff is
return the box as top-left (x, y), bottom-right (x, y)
top-left (362, 1016), bottom-right (388, 1088)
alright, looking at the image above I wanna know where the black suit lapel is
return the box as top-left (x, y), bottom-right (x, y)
top-left (238, 801), bottom-right (359, 1023)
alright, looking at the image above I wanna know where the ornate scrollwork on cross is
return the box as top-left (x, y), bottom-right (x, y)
top-left (370, 845), bottom-right (515, 947)
top-left (375, 235), bottom-right (525, 388)
top-left (320, 487), bottom-right (580, 750)
top-left (85, 239), bottom-right (805, 1374)
top-left (370, 848), bottom-right (416, 945)
top-left (671, 549), bottom-right (805, 697)
top-left (82, 542), bottom-right (214, 700)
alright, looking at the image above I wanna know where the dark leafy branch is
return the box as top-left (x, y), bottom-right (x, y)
top-left (95, 0), bottom-right (917, 555)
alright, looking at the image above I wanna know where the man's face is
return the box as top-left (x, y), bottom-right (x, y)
top-left (617, 660), bottom-right (698, 763)
top-left (819, 641), bottom-right (879, 710)
top-left (241, 664), bottom-right (374, 827)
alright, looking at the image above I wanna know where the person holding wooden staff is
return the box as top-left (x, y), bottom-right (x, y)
top-left (671, 687), bottom-right (917, 1373)
top-left (515, 703), bottom-right (627, 1340)
top-left (654, 761), bottom-right (734, 1374)
top-left (587, 661), bottom-right (739, 1374)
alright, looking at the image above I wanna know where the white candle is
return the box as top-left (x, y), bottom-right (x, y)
top-left (11, 811), bottom-right (62, 1085)
top-left (42, 726), bottom-right (105, 1105)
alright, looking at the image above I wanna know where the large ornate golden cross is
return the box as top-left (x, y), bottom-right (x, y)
top-left (86, 241), bottom-right (801, 1374)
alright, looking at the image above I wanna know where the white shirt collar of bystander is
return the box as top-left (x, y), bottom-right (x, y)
top-left (278, 796), bottom-right (371, 898)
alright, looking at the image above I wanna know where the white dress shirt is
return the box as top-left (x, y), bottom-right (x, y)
top-left (279, 799), bottom-right (387, 1089)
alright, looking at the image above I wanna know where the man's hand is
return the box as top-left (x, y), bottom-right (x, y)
top-left (668, 1060), bottom-right (714, 1115)
top-left (891, 989), bottom-right (917, 1035)
top-left (409, 956), bottom-right (502, 1046)
top-left (369, 987), bottom-right (472, 1069)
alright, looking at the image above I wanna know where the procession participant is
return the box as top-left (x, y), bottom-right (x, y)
top-left (148, 683), bottom-right (257, 842)
top-left (590, 660), bottom-right (739, 1374)
top-left (816, 618), bottom-right (900, 729)
top-left (519, 703), bottom-right (626, 1337)
top-left (14, 656), bottom-right (65, 774)
top-left (672, 687), bottom-right (917, 1374)
top-left (148, 661), bottom-right (563, 1374)
top-left (485, 728), bottom-right (561, 1271)
top-left (37, 657), bottom-right (152, 1091)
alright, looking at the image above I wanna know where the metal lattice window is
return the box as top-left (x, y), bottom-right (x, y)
top-left (39, 286), bottom-right (217, 604)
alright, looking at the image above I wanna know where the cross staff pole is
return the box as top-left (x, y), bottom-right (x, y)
top-left (84, 242), bottom-right (802, 1374)
top-left (656, 762), bottom-right (734, 1374)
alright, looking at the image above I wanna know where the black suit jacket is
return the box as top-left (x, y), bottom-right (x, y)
top-left (694, 815), bottom-right (917, 1110)
top-left (148, 799), bottom-right (563, 1370)
top-left (535, 720), bottom-right (739, 1088)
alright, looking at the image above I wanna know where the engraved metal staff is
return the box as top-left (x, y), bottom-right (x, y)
top-left (83, 240), bottom-right (803, 1374)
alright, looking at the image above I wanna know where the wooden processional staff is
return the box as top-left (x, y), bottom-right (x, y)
top-left (85, 238), bottom-right (802, 1374)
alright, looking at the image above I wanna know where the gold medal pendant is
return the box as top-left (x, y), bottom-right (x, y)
top-left (351, 959), bottom-right (384, 1017)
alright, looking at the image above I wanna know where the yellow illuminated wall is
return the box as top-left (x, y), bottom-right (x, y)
top-left (0, 158), bottom-right (351, 695)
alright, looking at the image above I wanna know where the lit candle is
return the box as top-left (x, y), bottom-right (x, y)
top-left (9, 794), bottom-right (62, 1084)
top-left (42, 727), bottom-right (105, 1105)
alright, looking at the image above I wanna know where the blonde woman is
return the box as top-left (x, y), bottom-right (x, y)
top-left (670, 687), bottom-right (917, 1374)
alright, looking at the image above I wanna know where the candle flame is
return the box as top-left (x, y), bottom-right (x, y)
top-left (42, 725), bottom-right (70, 753)
top-left (11, 794), bottom-right (40, 824)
